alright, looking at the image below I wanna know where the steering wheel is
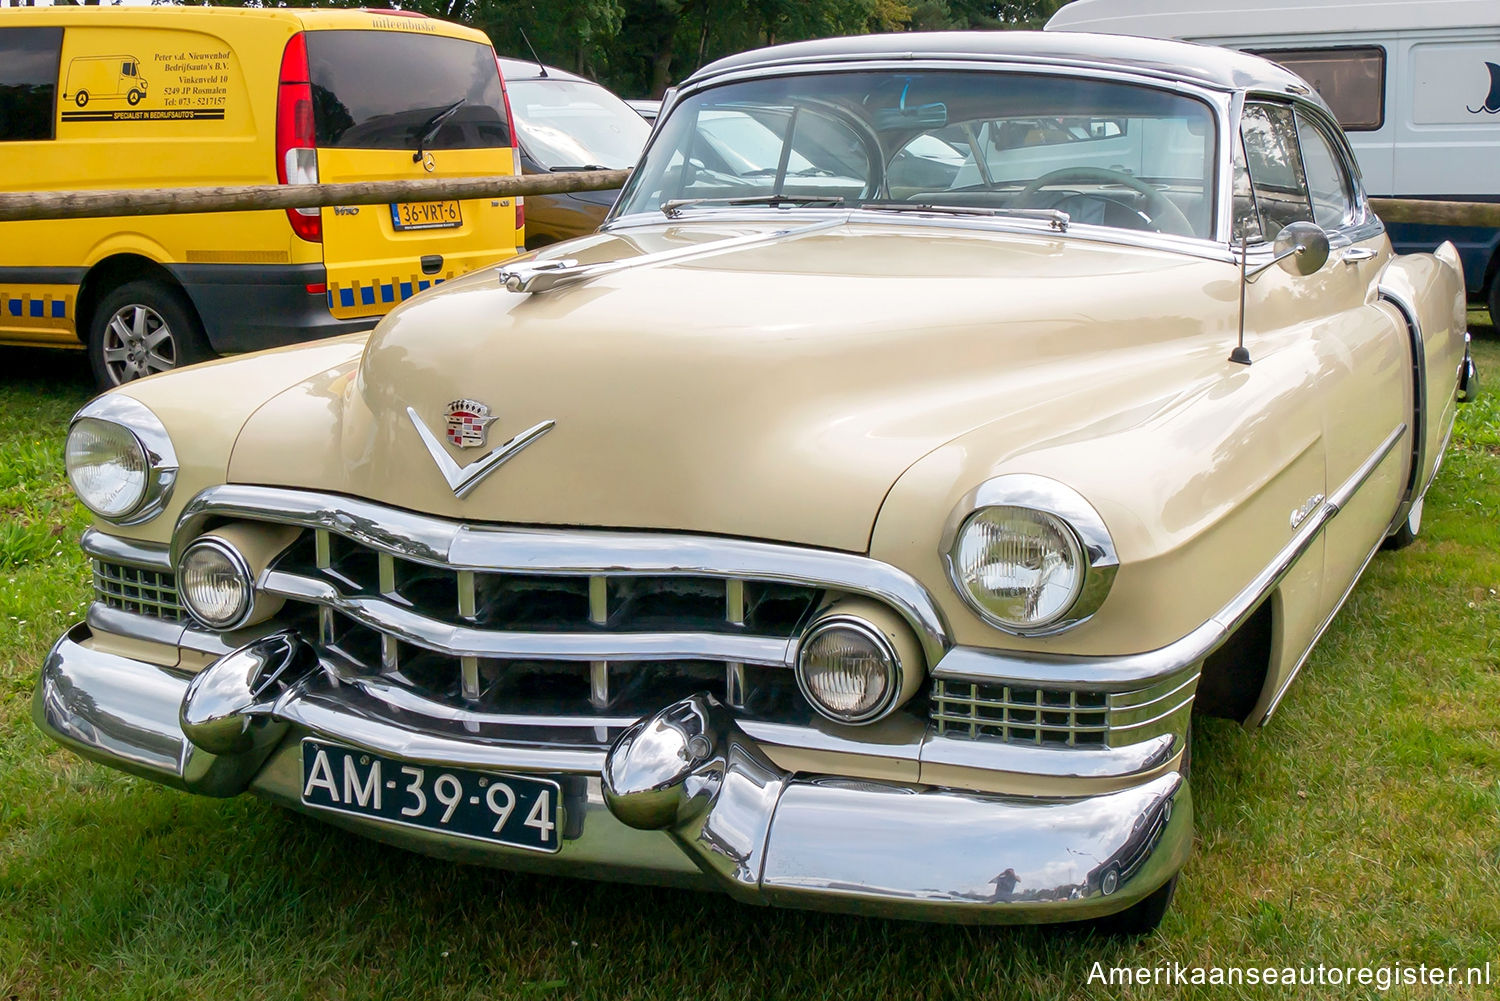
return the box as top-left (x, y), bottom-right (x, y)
top-left (1010, 167), bottom-right (1196, 238)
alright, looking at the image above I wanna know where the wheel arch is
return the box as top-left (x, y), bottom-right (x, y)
top-left (76, 255), bottom-right (204, 346)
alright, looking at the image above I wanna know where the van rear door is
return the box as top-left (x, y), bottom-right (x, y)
top-left (303, 25), bottom-right (520, 319)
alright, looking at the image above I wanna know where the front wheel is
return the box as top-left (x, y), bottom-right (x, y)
top-left (87, 280), bottom-right (212, 389)
top-left (127, 89), bottom-right (143, 106)
top-left (74, 90), bottom-right (89, 108)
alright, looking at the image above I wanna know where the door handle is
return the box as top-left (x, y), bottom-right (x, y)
top-left (1341, 247), bottom-right (1377, 265)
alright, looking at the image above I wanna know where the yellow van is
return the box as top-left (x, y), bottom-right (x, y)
top-left (0, 7), bottom-right (524, 387)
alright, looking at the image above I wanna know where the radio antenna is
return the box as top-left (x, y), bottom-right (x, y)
top-left (518, 28), bottom-right (547, 77)
top-left (1230, 232), bottom-right (1252, 366)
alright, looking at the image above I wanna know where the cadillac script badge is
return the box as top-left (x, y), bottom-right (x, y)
top-left (445, 399), bottom-right (497, 448)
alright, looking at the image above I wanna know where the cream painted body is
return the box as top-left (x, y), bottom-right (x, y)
top-left (104, 211), bottom-right (1469, 739)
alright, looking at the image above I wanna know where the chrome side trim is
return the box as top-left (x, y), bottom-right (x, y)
top-left (934, 424), bottom-right (1407, 690)
top-left (81, 528), bottom-right (171, 571)
top-left (69, 395), bottom-right (178, 527)
top-left (920, 731), bottom-right (1177, 780)
top-left (260, 568), bottom-right (797, 666)
top-left (175, 485), bottom-right (950, 666)
top-left (1377, 285), bottom-right (1427, 535)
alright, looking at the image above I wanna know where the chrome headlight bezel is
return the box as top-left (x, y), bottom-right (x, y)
top-left (177, 537), bottom-right (256, 631)
top-left (65, 395), bottom-right (178, 525)
top-left (940, 474), bottom-right (1118, 636)
top-left (794, 614), bottom-right (902, 724)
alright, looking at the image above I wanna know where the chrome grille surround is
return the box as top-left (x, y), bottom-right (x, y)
top-left (168, 485), bottom-right (953, 724)
top-left (92, 559), bottom-right (185, 622)
top-left (930, 669), bottom-right (1198, 749)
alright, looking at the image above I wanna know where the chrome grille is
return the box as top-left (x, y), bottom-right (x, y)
top-left (274, 529), bottom-right (822, 714)
top-left (932, 680), bottom-right (1108, 747)
top-left (92, 560), bottom-right (185, 622)
top-left (931, 672), bottom-right (1198, 749)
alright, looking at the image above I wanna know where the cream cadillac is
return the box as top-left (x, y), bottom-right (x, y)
top-left (36, 32), bottom-right (1479, 934)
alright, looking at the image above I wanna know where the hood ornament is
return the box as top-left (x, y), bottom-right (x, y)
top-left (408, 403), bottom-right (554, 499)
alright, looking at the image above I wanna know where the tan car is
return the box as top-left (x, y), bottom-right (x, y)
top-left (36, 32), bottom-right (1479, 934)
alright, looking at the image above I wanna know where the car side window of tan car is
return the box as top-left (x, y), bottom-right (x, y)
top-left (1240, 102), bottom-right (1315, 239)
top-left (1293, 110), bottom-right (1358, 231)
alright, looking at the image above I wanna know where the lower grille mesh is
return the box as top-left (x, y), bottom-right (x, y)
top-left (931, 679), bottom-right (1108, 747)
top-left (92, 560), bottom-right (185, 621)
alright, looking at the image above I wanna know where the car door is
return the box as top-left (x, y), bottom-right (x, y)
top-left (1241, 101), bottom-right (1411, 663)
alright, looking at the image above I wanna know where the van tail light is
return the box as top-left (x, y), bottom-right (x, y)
top-left (276, 32), bottom-right (321, 244)
top-left (496, 56), bottom-right (524, 236)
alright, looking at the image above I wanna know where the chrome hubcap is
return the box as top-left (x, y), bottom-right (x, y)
top-left (101, 303), bottom-right (176, 384)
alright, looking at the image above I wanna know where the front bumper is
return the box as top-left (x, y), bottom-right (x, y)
top-left (35, 623), bottom-right (1191, 924)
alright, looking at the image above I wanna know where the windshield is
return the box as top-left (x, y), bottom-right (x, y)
top-left (507, 79), bottom-right (650, 169)
top-left (614, 70), bottom-right (1219, 239)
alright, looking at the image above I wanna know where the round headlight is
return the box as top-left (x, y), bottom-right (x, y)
top-left (795, 617), bottom-right (899, 724)
top-left (949, 506), bottom-right (1085, 631)
top-left (65, 418), bottom-right (149, 520)
top-left (178, 539), bottom-right (254, 630)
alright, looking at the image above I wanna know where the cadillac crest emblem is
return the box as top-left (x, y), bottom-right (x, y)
top-left (444, 399), bottom-right (497, 448)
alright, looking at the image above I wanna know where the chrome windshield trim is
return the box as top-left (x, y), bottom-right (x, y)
top-left (175, 485), bottom-right (950, 666)
top-left (601, 208), bottom-right (1239, 266)
top-left (81, 528), bottom-right (172, 571)
top-left (935, 424), bottom-right (1408, 690)
top-left (261, 568), bottom-right (798, 666)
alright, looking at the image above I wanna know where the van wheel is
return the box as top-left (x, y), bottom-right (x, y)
top-left (1488, 276), bottom-right (1499, 331)
top-left (88, 281), bottom-right (212, 389)
top-left (127, 89), bottom-right (143, 107)
top-left (75, 91), bottom-right (89, 108)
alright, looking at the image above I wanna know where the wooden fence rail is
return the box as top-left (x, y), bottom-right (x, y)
top-left (0, 175), bottom-right (1494, 229)
top-left (0, 170), bottom-right (631, 223)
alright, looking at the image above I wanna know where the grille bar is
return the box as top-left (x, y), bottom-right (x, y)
top-left (92, 560), bottom-right (186, 621)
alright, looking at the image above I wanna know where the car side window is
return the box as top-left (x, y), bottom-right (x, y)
top-left (0, 26), bottom-right (63, 142)
top-left (1294, 110), bottom-right (1356, 231)
top-left (1239, 103), bottom-right (1313, 240)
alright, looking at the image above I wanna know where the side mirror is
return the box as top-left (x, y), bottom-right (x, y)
top-left (1272, 221), bottom-right (1331, 276)
top-left (1244, 221), bottom-right (1330, 282)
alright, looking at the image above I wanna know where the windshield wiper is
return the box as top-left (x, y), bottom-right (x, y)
top-left (661, 194), bottom-right (845, 218)
top-left (412, 99), bottom-right (466, 164)
top-left (858, 202), bottom-right (1070, 232)
top-left (548, 164), bottom-right (610, 172)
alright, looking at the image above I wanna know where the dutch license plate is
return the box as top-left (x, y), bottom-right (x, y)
top-left (300, 739), bottom-right (561, 852)
top-left (390, 199), bottom-right (462, 231)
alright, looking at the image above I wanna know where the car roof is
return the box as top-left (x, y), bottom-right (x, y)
top-left (687, 29), bottom-right (1313, 97)
top-left (1047, 0), bottom-right (1500, 37)
top-left (496, 57), bottom-right (594, 85)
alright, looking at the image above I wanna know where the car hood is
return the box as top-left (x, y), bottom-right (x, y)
top-left (228, 219), bottom-right (1237, 552)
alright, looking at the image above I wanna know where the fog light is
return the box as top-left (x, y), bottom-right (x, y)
top-left (795, 616), bottom-right (899, 724)
top-left (178, 538), bottom-right (254, 630)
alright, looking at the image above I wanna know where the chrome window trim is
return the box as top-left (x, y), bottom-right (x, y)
top-left (939, 474), bottom-right (1119, 637)
top-left (68, 395), bottom-right (178, 527)
top-left (933, 424), bottom-right (1408, 692)
top-left (174, 484), bottom-right (951, 667)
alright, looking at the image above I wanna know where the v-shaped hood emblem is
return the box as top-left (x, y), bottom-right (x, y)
top-left (407, 406), bottom-right (555, 499)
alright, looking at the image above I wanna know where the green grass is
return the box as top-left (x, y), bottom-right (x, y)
top-left (2, 323), bottom-right (1499, 1001)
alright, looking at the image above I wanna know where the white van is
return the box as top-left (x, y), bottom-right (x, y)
top-left (1047, 0), bottom-right (1500, 323)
